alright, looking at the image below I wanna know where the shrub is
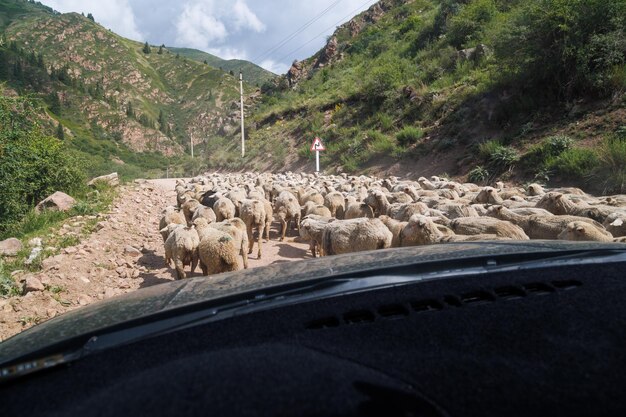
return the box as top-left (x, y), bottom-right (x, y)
top-left (489, 0), bottom-right (626, 97)
top-left (547, 148), bottom-right (599, 179)
top-left (488, 145), bottom-right (519, 171)
top-left (367, 131), bottom-right (397, 156)
top-left (545, 135), bottom-right (573, 155)
top-left (396, 126), bottom-right (424, 146)
top-left (591, 137), bottom-right (626, 194)
top-left (520, 135), bottom-right (573, 170)
top-left (479, 140), bottom-right (519, 173)
top-left (0, 96), bottom-right (86, 234)
top-left (468, 166), bottom-right (490, 184)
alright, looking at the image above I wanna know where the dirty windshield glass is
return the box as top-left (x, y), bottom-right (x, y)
top-left (1, 0), bottom-right (625, 347)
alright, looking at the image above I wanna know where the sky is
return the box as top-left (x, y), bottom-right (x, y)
top-left (40, 0), bottom-right (380, 74)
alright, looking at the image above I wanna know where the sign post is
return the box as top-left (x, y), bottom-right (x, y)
top-left (310, 137), bottom-right (326, 172)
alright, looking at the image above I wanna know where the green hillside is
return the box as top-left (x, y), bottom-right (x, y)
top-left (220, 0), bottom-right (625, 193)
top-left (0, 0), bottom-right (258, 181)
top-left (169, 47), bottom-right (276, 86)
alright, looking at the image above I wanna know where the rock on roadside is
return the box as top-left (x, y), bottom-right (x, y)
top-left (88, 172), bottom-right (119, 188)
top-left (0, 238), bottom-right (22, 256)
top-left (35, 191), bottom-right (76, 213)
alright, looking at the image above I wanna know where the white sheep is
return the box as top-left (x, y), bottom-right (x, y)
top-left (162, 225), bottom-right (200, 280)
top-left (213, 197), bottom-right (236, 222)
top-left (321, 218), bottom-right (392, 256)
top-left (195, 222), bottom-right (240, 276)
top-left (240, 199), bottom-right (267, 259)
top-left (300, 215), bottom-right (335, 257)
top-left (557, 221), bottom-right (614, 242)
top-left (274, 191), bottom-right (301, 241)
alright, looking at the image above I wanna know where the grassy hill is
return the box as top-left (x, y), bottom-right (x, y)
top-left (0, 0), bottom-right (258, 181)
top-left (169, 47), bottom-right (276, 86)
top-left (215, 0), bottom-right (625, 194)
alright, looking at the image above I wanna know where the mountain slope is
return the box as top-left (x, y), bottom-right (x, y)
top-left (224, 0), bottom-right (625, 193)
top-left (169, 47), bottom-right (276, 86)
top-left (0, 0), bottom-right (258, 179)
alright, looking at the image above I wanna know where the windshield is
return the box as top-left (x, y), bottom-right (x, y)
top-left (1, 0), bottom-right (625, 350)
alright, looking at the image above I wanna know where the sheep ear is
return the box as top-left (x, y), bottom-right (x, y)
top-left (576, 226), bottom-right (585, 232)
top-left (159, 227), bottom-right (168, 234)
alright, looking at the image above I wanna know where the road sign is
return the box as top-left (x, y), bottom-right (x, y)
top-left (310, 137), bottom-right (326, 152)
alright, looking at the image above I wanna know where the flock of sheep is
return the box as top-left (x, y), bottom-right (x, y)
top-left (159, 172), bottom-right (626, 279)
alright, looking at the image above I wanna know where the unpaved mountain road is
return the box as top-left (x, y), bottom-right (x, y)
top-left (0, 179), bottom-right (311, 341)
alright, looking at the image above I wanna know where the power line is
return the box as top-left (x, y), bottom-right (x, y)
top-left (252, 0), bottom-right (344, 63)
top-left (277, 0), bottom-right (378, 65)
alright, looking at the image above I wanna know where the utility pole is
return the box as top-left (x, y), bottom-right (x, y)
top-left (239, 71), bottom-right (245, 158)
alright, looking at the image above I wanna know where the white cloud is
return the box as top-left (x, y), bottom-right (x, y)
top-left (259, 59), bottom-right (288, 75)
top-left (233, 0), bottom-right (265, 32)
top-left (43, 0), bottom-right (143, 41)
top-left (175, 2), bottom-right (228, 49)
top-left (207, 47), bottom-right (247, 61)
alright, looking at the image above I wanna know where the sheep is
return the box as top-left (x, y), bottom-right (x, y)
top-left (194, 222), bottom-right (240, 275)
top-left (321, 218), bottom-right (392, 256)
top-left (195, 217), bottom-right (249, 270)
top-left (473, 187), bottom-right (504, 205)
top-left (387, 202), bottom-right (431, 222)
top-left (557, 221), bottom-right (614, 243)
top-left (488, 205), bottom-right (605, 240)
top-left (300, 189), bottom-right (325, 206)
top-left (191, 205), bottom-right (217, 224)
top-left (159, 207), bottom-right (186, 241)
top-left (181, 199), bottom-right (201, 225)
top-left (302, 201), bottom-right (333, 218)
top-left (604, 212), bottom-right (626, 237)
top-left (240, 199), bottom-right (266, 259)
top-left (199, 190), bottom-right (221, 208)
top-left (449, 217), bottom-right (530, 240)
top-left (213, 197), bottom-right (236, 222)
top-left (261, 198), bottom-right (273, 242)
top-left (162, 225), bottom-right (200, 280)
top-left (274, 191), bottom-right (301, 241)
top-left (527, 183), bottom-right (545, 196)
top-left (300, 215), bottom-right (334, 257)
top-left (344, 197), bottom-right (375, 220)
top-left (434, 203), bottom-right (479, 220)
top-left (324, 191), bottom-right (346, 219)
top-left (379, 215), bottom-right (406, 248)
top-left (536, 192), bottom-right (615, 223)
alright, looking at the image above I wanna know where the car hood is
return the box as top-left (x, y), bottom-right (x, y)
top-left (1, 241), bottom-right (624, 363)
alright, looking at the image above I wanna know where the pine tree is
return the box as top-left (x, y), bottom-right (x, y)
top-left (49, 92), bottom-right (61, 115)
top-left (87, 13), bottom-right (94, 22)
top-left (142, 42), bottom-right (151, 54)
top-left (126, 101), bottom-right (135, 118)
top-left (56, 122), bottom-right (65, 140)
top-left (158, 109), bottom-right (167, 133)
top-left (203, 59), bottom-right (208, 65)
top-left (158, 45), bottom-right (164, 55)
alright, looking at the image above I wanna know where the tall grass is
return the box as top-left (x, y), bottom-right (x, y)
top-left (592, 137), bottom-right (626, 194)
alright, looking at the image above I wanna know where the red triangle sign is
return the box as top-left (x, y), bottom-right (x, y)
top-left (310, 137), bottom-right (326, 152)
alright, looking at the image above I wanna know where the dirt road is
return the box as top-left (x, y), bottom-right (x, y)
top-left (0, 179), bottom-right (311, 341)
